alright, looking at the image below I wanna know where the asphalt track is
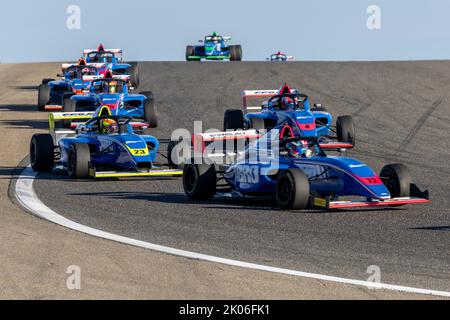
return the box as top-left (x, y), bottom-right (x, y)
top-left (31, 61), bottom-right (450, 292)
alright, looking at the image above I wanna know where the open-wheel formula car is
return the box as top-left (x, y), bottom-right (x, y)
top-left (61, 44), bottom-right (140, 88)
top-left (30, 111), bottom-right (182, 179)
top-left (186, 32), bottom-right (242, 61)
top-left (62, 75), bottom-right (157, 129)
top-left (182, 129), bottom-right (429, 210)
top-left (37, 65), bottom-right (99, 111)
top-left (267, 52), bottom-right (294, 61)
top-left (224, 83), bottom-right (355, 145)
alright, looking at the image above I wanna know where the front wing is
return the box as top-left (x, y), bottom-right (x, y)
top-left (88, 167), bottom-right (183, 179)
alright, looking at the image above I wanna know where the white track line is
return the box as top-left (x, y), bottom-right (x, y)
top-left (14, 166), bottom-right (450, 298)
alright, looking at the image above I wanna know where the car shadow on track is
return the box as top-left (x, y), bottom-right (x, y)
top-left (411, 226), bottom-right (450, 232)
top-left (0, 104), bottom-right (37, 112)
top-left (67, 190), bottom-right (404, 214)
top-left (0, 119), bottom-right (49, 129)
top-left (12, 85), bottom-right (39, 91)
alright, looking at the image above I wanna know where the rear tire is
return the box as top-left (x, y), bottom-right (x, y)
top-left (380, 164), bottom-right (412, 198)
top-left (183, 164), bottom-right (217, 200)
top-left (336, 115), bottom-right (355, 144)
top-left (186, 46), bottom-right (195, 61)
top-left (37, 84), bottom-right (51, 111)
top-left (129, 63), bottom-right (140, 88)
top-left (229, 45), bottom-right (242, 61)
top-left (224, 109), bottom-right (244, 131)
top-left (30, 134), bottom-right (54, 172)
top-left (42, 78), bottom-right (55, 85)
top-left (67, 143), bottom-right (90, 179)
top-left (140, 91), bottom-right (158, 128)
top-left (276, 169), bottom-right (310, 210)
top-left (62, 99), bottom-right (77, 128)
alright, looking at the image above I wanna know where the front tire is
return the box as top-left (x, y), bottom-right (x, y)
top-left (129, 63), bottom-right (140, 88)
top-left (276, 169), bottom-right (310, 210)
top-left (186, 46), bottom-right (195, 61)
top-left (67, 143), bottom-right (90, 179)
top-left (62, 98), bottom-right (77, 128)
top-left (183, 164), bottom-right (217, 200)
top-left (30, 134), bottom-right (54, 172)
top-left (229, 45), bottom-right (242, 61)
top-left (37, 84), bottom-right (51, 111)
top-left (336, 115), bottom-right (355, 144)
top-left (380, 164), bottom-right (412, 198)
top-left (224, 109), bottom-right (244, 131)
top-left (140, 91), bottom-right (158, 128)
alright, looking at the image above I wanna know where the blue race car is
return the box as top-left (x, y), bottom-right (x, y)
top-left (224, 84), bottom-right (355, 144)
top-left (186, 32), bottom-right (242, 61)
top-left (183, 130), bottom-right (429, 210)
top-left (37, 65), bottom-right (99, 111)
top-left (30, 113), bottom-right (182, 179)
top-left (82, 44), bottom-right (140, 88)
top-left (63, 76), bottom-right (157, 129)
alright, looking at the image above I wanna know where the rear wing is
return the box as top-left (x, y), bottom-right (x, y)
top-left (82, 74), bottom-right (131, 82)
top-left (242, 89), bottom-right (297, 112)
top-left (48, 112), bottom-right (95, 132)
top-left (83, 49), bottom-right (123, 61)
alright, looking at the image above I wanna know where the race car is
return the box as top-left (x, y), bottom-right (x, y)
top-left (37, 65), bottom-right (99, 111)
top-left (223, 83), bottom-right (355, 145)
top-left (267, 52), bottom-right (294, 61)
top-left (62, 75), bottom-right (157, 129)
top-left (62, 44), bottom-right (140, 88)
top-left (182, 129), bottom-right (429, 210)
top-left (186, 32), bottom-right (242, 61)
top-left (30, 111), bottom-right (182, 179)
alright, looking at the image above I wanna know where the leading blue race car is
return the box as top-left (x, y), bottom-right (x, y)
top-left (224, 84), bottom-right (355, 145)
top-left (186, 32), bottom-right (242, 61)
top-left (80, 44), bottom-right (140, 88)
top-left (182, 128), bottom-right (429, 210)
top-left (30, 112), bottom-right (182, 179)
top-left (37, 65), bottom-right (99, 111)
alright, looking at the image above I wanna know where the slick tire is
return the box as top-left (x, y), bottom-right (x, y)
top-left (337, 115), bottom-right (356, 145)
top-left (68, 143), bottom-right (90, 179)
top-left (276, 169), bottom-right (310, 210)
top-left (140, 91), bottom-right (158, 128)
top-left (30, 134), bottom-right (54, 172)
top-left (380, 164), bottom-right (412, 198)
top-left (229, 45), bottom-right (242, 61)
top-left (224, 109), bottom-right (244, 131)
top-left (183, 164), bottom-right (217, 200)
top-left (37, 84), bottom-right (51, 111)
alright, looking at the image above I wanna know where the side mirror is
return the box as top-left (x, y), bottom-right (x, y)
top-left (198, 40), bottom-right (203, 43)
top-left (57, 73), bottom-right (63, 77)
top-left (314, 103), bottom-right (323, 108)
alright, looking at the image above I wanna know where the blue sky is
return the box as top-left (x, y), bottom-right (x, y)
top-left (1, 0), bottom-right (450, 62)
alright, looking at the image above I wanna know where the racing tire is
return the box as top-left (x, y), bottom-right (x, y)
top-left (62, 99), bottom-right (77, 128)
top-left (224, 109), bottom-right (244, 131)
top-left (380, 164), bottom-right (412, 198)
top-left (42, 78), bottom-right (55, 85)
top-left (30, 134), bottom-right (54, 172)
top-left (276, 169), bottom-right (310, 210)
top-left (129, 63), bottom-right (140, 88)
top-left (336, 115), bottom-right (355, 145)
top-left (186, 46), bottom-right (195, 61)
top-left (37, 84), bottom-right (51, 111)
top-left (68, 143), bottom-right (90, 179)
top-left (183, 164), bottom-right (217, 200)
top-left (140, 91), bottom-right (158, 128)
top-left (167, 140), bottom-right (180, 169)
top-left (229, 45), bottom-right (242, 61)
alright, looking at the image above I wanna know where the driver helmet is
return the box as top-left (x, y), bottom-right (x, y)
top-left (101, 118), bottom-right (119, 134)
top-left (286, 140), bottom-right (313, 158)
top-left (280, 96), bottom-right (295, 110)
top-left (109, 81), bottom-right (117, 94)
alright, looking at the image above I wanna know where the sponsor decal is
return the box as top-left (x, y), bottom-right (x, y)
top-left (236, 165), bottom-right (260, 184)
top-left (314, 197), bottom-right (327, 208)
